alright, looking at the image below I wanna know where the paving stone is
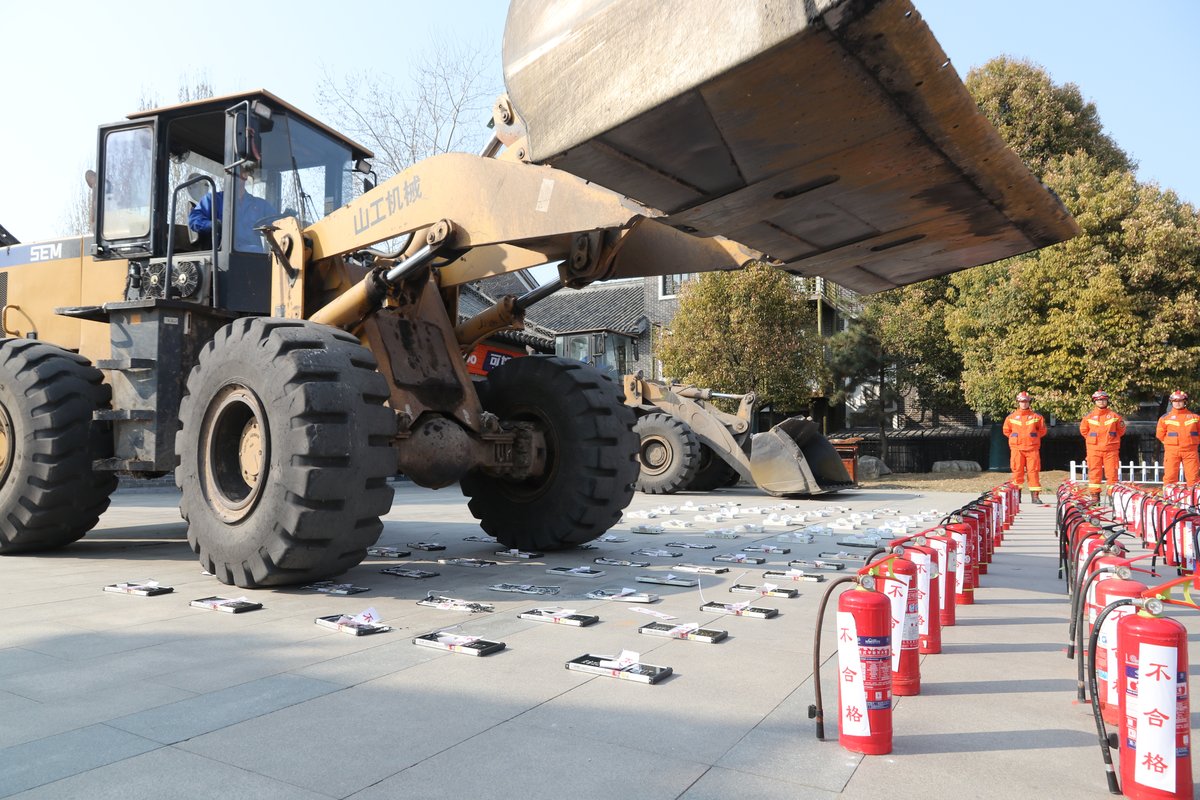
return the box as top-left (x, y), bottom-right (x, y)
top-left (107, 674), bottom-right (342, 744)
top-left (0, 724), bottom-right (158, 796)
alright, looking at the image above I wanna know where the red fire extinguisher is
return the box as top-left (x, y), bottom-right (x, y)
top-left (862, 554), bottom-right (920, 696)
top-left (945, 521), bottom-right (976, 605)
top-left (1088, 575), bottom-right (1196, 798)
top-left (964, 507), bottom-right (990, 576)
top-left (1093, 570), bottom-right (1148, 726)
top-left (890, 535), bottom-right (941, 655)
top-left (810, 574), bottom-right (892, 755)
top-left (924, 529), bottom-right (958, 628)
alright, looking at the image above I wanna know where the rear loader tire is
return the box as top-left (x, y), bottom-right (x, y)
top-left (176, 319), bottom-right (395, 588)
top-left (461, 356), bottom-right (638, 550)
top-left (633, 413), bottom-right (700, 494)
top-left (0, 340), bottom-right (117, 553)
top-left (686, 444), bottom-right (741, 491)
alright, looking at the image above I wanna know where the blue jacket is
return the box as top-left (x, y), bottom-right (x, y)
top-left (188, 190), bottom-right (276, 251)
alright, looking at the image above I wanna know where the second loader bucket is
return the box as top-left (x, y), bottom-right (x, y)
top-left (749, 418), bottom-right (853, 496)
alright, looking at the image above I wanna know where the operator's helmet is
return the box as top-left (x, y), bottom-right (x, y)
top-left (1091, 390), bottom-right (1109, 402)
top-left (1170, 390), bottom-right (1189, 403)
top-left (1015, 391), bottom-right (1032, 402)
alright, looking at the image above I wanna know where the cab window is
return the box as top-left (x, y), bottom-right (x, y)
top-left (101, 127), bottom-right (154, 241)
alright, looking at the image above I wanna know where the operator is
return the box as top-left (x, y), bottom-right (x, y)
top-left (1079, 390), bottom-right (1125, 500)
top-left (1156, 390), bottom-right (1200, 487)
top-left (188, 166), bottom-right (275, 252)
top-left (1002, 390), bottom-right (1047, 503)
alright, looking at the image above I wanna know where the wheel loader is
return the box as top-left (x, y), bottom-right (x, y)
top-left (546, 329), bottom-right (850, 496)
top-left (624, 374), bottom-right (853, 496)
top-left (0, 0), bottom-right (1077, 587)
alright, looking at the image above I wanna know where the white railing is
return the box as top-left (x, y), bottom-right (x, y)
top-left (1068, 461), bottom-right (1170, 485)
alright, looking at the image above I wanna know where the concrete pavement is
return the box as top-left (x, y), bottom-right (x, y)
top-left (0, 483), bottom-right (1196, 799)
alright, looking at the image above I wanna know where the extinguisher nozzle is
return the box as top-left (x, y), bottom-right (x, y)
top-left (1066, 643), bottom-right (1075, 660)
top-left (807, 703), bottom-right (817, 719)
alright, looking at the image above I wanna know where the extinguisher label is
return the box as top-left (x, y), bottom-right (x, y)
top-left (835, 611), bottom-right (871, 736)
top-left (1131, 642), bottom-right (1179, 791)
top-left (1097, 605), bottom-right (1133, 701)
top-left (1184, 522), bottom-right (1195, 570)
top-left (909, 552), bottom-right (932, 637)
top-left (882, 574), bottom-right (913, 672)
top-left (1144, 506), bottom-right (1161, 548)
top-left (949, 534), bottom-right (966, 595)
top-left (929, 540), bottom-right (950, 613)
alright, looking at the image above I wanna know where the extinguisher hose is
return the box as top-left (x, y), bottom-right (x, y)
top-left (809, 576), bottom-right (857, 740)
top-left (1059, 513), bottom-right (1084, 583)
top-left (1087, 598), bottom-right (1134, 795)
top-left (1071, 566), bottom-right (1118, 700)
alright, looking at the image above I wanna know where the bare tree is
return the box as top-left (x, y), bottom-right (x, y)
top-left (317, 40), bottom-right (500, 181)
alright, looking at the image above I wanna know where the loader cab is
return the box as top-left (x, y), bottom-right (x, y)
top-left (92, 90), bottom-right (372, 313)
top-left (556, 328), bottom-right (638, 380)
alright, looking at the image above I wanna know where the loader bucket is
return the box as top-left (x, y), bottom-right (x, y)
top-left (749, 418), bottom-right (853, 497)
top-left (502, 0), bottom-right (1079, 294)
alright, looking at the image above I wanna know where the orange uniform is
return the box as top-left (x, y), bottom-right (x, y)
top-left (1157, 408), bottom-right (1200, 486)
top-left (1079, 407), bottom-right (1125, 496)
top-left (1003, 408), bottom-right (1047, 493)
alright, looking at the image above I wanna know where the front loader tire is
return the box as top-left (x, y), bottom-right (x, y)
top-left (0, 340), bottom-right (117, 553)
top-left (176, 319), bottom-right (395, 588)
top-left (461, 356), bottom-right (638, 550)
top-left (633, 413), bottom-right (700, 494)
top-left (686, 444), bottom-right (741, 492)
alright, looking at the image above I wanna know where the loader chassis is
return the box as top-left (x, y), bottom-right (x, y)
top-left (0, 0), bottom-right (1078, 585)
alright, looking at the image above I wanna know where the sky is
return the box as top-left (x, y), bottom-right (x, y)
top-left (1, 0), bottom-right (1196, 246)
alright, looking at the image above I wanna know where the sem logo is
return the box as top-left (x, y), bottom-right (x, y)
top-left (30, 243), bottom-right (63, 262)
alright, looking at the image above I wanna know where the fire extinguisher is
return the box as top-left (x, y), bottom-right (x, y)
top-left (809, 573), bottom-right (892, 755)
top-left (924, 529), bottom-right (958, 628)
top-left (964, 506), bottom-right (991, 576)
top-left (1092, 569), bottom-right (1149, 726)
top-left (1067, 530), bottom-right (1131, 664)
top-left (863, 553), bottom-right (921, 696)
top-left (944, 520), bottom-right (976, 605)
top-left (889, 535), bottom-right (941, 655)
top-left (1088, 575), bottom-right (1196, 798)
top-left (1153, 507), bottom-right (1200, 571)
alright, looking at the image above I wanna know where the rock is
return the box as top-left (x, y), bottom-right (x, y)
top-left (932, 460), bottom-right (982, 474)
top-left (858, 456), bottom-right (892, 480)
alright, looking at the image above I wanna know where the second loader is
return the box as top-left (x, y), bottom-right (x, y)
top-left (624, 374), bottom-right (853, 496)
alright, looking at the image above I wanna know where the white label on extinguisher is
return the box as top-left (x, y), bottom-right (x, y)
top-left (908, 552), bottom-right (932, 636)
top-left (883, 574), bottom-right (911, 671)
top-left (929, 539), bottom-right (950, 608)
top-left (1183, 522), bottom-right (1195, 570)
top-left (1086, 570), bottom-right (1112, 625)
top-left (835, 611), bottom-right (870, 736)
top-left (1144, 507), bottom-right (1160, 548)
top-left (949, 533), bottom-right (966, 595)
top-left (1097, 604), bottom-right (1133, 703)
top-left (1132, 642), bottom-right (1178, 792)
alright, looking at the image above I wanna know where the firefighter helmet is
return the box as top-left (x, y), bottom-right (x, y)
top-left (1016, 391), bottom-right (1032, 402)
top-left (1170, 390), bottom-right (1189, 403)
top-left (1091, 390), bottom-right (1109, 402)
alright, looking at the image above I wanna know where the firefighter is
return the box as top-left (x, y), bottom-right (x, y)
top-left (1156, 390), bottom-right (1200, 486)
top-left (1003, 390), bottom-right (1047, 502)
top-left (1079, 390), bottom-right (1125, 500)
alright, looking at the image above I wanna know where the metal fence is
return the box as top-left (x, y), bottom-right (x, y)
top-left (1068, 460), bottom-right (1168, 485)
